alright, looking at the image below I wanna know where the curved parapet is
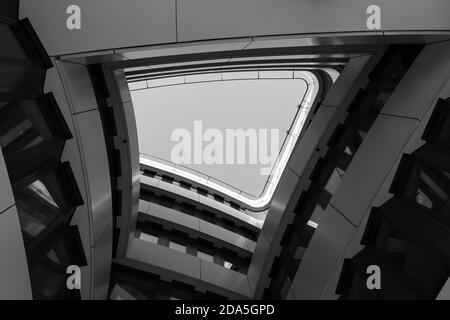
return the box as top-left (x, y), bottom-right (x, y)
top-left (19, 0), bottom-right (450, 57)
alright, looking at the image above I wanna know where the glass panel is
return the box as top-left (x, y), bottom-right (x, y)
top-left (15, 169), bottom-right (69, 245)
top-left (0, 100), bottom-right (54, 157)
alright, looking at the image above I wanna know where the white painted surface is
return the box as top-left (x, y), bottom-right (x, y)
top-left (290, 205), bottom-right (356, 299)
top-left (74, 110), bottom-right (112, 246)
top-left (20, 0), bottom-right (450, 55)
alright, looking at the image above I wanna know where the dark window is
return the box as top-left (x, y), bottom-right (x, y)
top-left (391, 154), bottom-right (450, 221)
top-left (179, 180), bottom-right (192, 189)
top-left (0, 94), bottom-right (71, 170)
top-left (197, 187), bottom-right (208, 196)
top-left (161, 175), bottom-right (174, 183)
top-left (422, 98), bottom-right (450, 148)
top-left (29, 226), bottom-right (86, 300)
top-left (374, 219), bottom-right (450, 297)
top-left (13, 162), bottom-right (83, 265)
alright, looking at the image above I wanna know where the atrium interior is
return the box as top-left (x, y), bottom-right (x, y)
top-left (0, 0), bottom-right (450, 300)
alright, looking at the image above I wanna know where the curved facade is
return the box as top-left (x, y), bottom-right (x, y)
top-left (0, 0), bottom-right (450, 300)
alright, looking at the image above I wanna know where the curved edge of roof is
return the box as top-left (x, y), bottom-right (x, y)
top-left (139, 70), bottom-right (323, 211)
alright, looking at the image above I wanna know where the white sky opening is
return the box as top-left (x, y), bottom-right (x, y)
top-left (131, 70), bottom-right (319, 209)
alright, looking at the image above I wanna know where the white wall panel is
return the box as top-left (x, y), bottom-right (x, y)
top-left (74, 110), bottom-right (112, 246)
top-left (288, 106), bottom-right (336, 176)
top-left (20, 1), bottom-right (450, 56)
top-left (127, 238), bottom-right (201, 279)
top-left (178, 1), bottom-right (450, 42)
top-left (381, 40), bottom-right (450, 119)
top-left (20, 0), bottom-right (176, 55)
top-left (91, 219), bottom-right (113, 300)
top-left (290, 205), bottom-right (355, 299)
top-left (200, 260), bottom-right (252, 297)
top-left (57, 61), bottom-right (98, 114)
top-left (330, 115), bottom-right (418, 226)
top-left (261, 168), bottom-right (299, 244)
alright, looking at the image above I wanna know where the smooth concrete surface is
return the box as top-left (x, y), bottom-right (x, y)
top-left (117, 38), bottom-right (253, 60)
top-left (48, 59), bottom-right (113, 299)
top-left (261, 168), bottom-right (299, 244)
top-left (69, 205), bottom-right (92, 300)
top-left (322, 212), bottom-right (371, 300)
top-left (381, 40), bottom-right (450, 119)
top-left (123, 101), bottom-right (140, 187)
top-left (20, 1), bottom-right (450, 56)
top-left (56, 61), bottom-right (98, 114)
top-left (47, 61), bottom-right (92, 300)
top-left (330, 40), bottom-right (450, 227)
top-left (140, 174), bottom-right (159, 188)
top-left (198, 196), bottom-right (263, 229)
top-left (300, 43), bottom-right (450, 299)
top-left (290, 205), bottom-right (356, 299)
top-left (104, 69), bottom-right (141, 259)
top-left (244, 54), bottom-right (380, 298)
top-left (323, 76), bottom-right (450, 299)
top-left (199, 220), bottom-right (256, 253)
top-left (330, 115), bottom-right (419, 227)
top-left (177, 0), bottom-right (450, 42)
top-left (74, 110), bottom-right (112, 246)
top-left (126, 237), bottom-right (252, 298)
top-left (140, 173), bottom-right (263, 228)
top-left (20, 0), bottom-right (176, 55)
top-left (288, 106), bottom-right (337, 177)
top-left (138, 199), bottom-right (151, 216)
top-left (127, 238), bottom-right (201, 279)
top-left (91, 219), bottom-right (113, 300)
top-left (0, 206), bottom-right (32, 299)
top-left (158, 180), bottom-right (200, 203)
top-left (143, 201), bottom-right (200, 231)
top-left (140, 202), bottom-right (256, 253)
top-left (199, 260), bottom-right (252, 297)
top-left (0, 148), bottom-right (14, 214)
top-left (48, 63), bottom-right (95, 300)
top-left (320, 55), bottom-right (372, 108)
top-left (401, 79), bottom-right (450, 155)
top-left (247, 231), bottom-right (272, 297)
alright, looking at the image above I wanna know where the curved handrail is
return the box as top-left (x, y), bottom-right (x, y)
top-left (138, 70), bottom-right (320, 211)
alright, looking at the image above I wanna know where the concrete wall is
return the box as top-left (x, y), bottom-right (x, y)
top-left (20, 0), bottom-right (450, 56)
top-left (139, 200), bottom-right (256, 253)
top-left (247, 54), bottom-right (376, 298)
top-left (290, 39), bottom-right (450, 299)
top-left (124, 237), bottom-right (253, 298)
top-left (46, 59), bottom-right (113, 299)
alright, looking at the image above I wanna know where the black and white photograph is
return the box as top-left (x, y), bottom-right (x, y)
top-left (0, 0), bottom-right (450, 310)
